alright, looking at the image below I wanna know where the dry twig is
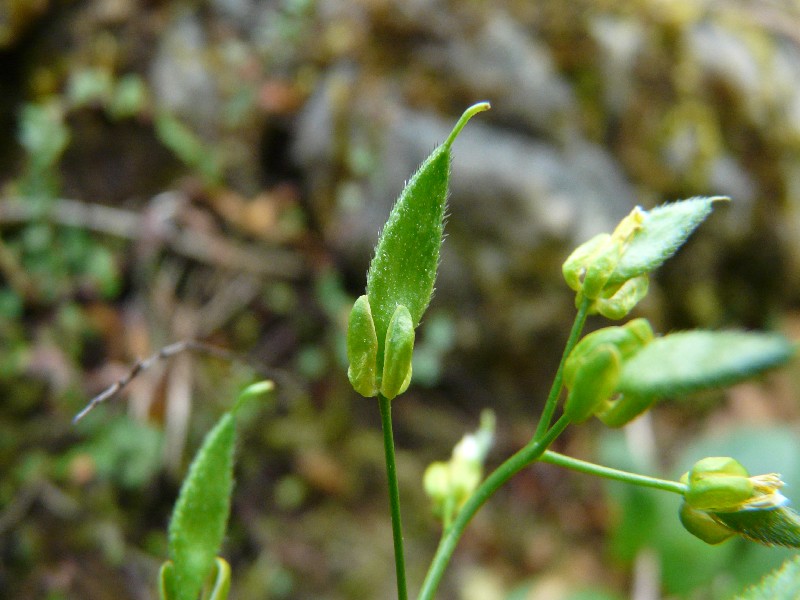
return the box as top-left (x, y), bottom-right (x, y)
top-left (72, 340), bottom-right (238, 423)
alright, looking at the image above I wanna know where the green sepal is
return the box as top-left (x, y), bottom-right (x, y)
top-left (159, 560), bottom-right (176, 600)
top-left (562, 233), bottom-right (609, 292)
top-left (684, 457), bottom-right (753, 511)
top-left (581, 240), bottom-right (624, 299)
top-left (347, 294), bottom-right (379, 397)
top-left (595, 392), bottom-right (657, 428)
top-left (366, 103), bottom-right (489, 374)
top-left (607, 196), bottom-right (728, 286)
top-left (714, 506), bottom-right (800, 548)
top-left (205, 557), bottom-right (232, 600)
top-left (563, 206), bottom-right (644, 299)
top-left (617, 331), bottom-right (796, 399)
top-left (380, 304), bottom-right (415, 400)
top-left (679, 502), bottom-right (735, 545)
top-left (159, 557), bottom-right (231, 600)
top-left (593, 275), bottom-right (649, 320)
top-left (564, 344), bottom-right (620, 423)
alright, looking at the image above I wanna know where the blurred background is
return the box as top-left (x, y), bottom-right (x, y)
top-left (2, 0), bottom-right (800, 598)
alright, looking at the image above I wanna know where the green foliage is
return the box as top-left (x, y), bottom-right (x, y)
top-left (73, 416), bottom-right (163, 489)
top-left (18, 101), bottom-right (70, 198)
top-left (154, 113), bottom-right (223, 184)
top-left (617, 331), bottom-right (795, 398)
top-left (162, 381), bottom-right (272, 600)
top-left (735, 555), bottom-right (800, 600)
top-left (715, 507), bottom-right (800, 548)
top-left (164, 412), bottom-right (237, 600)
top-left (58, 97), bottom-right (799, 599)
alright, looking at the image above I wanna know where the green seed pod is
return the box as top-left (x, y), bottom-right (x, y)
top-left (347, 295), bottom-right (379, 397)
top-left (685, 457), bottom-right (754, 511)
top-left (380, 304), bottom-right (415, 400)
top-left (366, 102), bottom-right (489, 377)
top-left (679, 502), bottom-right (735, 545)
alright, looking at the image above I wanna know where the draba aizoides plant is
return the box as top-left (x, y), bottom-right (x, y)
top-left (344, 103), bottom-right (800, 600)
top-left (75, 102), bottom-right (800, 599)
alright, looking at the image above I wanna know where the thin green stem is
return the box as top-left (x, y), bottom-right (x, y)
top-left (541, 451), bottom-right (688, 495)
top-left (379, 394), bottom-right (408, 600)
top-left (417, 415), bottom-right (570, 600)
top-left (533, 297), bottom-right (591, 441)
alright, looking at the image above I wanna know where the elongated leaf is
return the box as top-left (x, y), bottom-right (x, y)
top-left (735, 554), bottom-right (800, 599)
top-left (165, 412), bottom-right (237, 600)
top-left (608, 197), bottom-right (727, 285)
top-left (162, 381), bottom-right (272, 600)
top-left (617, 331), bottom-right (795, 399)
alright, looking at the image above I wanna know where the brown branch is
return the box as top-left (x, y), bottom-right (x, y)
top-left (72, 340), bottom-right (238, 423)
top-left (72, 340), bottom-right (304, 424)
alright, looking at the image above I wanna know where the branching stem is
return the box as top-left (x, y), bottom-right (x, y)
top-left (541, 451), bottom-right (687, 495)
top-left (533, 297), bottom-right (590, 440)
top-left (417, 415), bottom-right (570, 600)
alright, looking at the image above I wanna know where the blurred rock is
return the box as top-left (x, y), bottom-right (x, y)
top-left (417, 11), bottom-right (579, 138)
top-left (293, 65), bottom-right (634, 324)
top-left (149, 14), bottom-right (220, 131)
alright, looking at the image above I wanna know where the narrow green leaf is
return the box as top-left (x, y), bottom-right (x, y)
top-left (734, 554), bottom-right (800, 599)
top-left (715, 506), bottom-right (800, 548)
top-left (617, 331), bottom-right (795, 399)
top-left (166, 413), bottom-right (237, 600)
top-left (366, 102), bottom-right (489, 373)
top-left (608, 196), bottom-right (727, 285)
